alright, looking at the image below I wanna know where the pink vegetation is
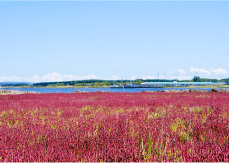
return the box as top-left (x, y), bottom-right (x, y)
top-left (0, 92), bottom-right (228, 162)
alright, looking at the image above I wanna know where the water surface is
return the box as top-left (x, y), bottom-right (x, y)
top-left (4, 87), bottom-right (228, 93)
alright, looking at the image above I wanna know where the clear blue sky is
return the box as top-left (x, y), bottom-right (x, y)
top-left (1, 1), bottom-right (229, 82)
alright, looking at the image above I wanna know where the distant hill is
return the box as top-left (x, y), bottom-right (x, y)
top-left (32, 77), bottom-right (229, 87)
top-left (0, 82), bottom-right (33, 86)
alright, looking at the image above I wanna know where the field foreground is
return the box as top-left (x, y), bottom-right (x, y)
top-left (0, 92), bottom-right (228, 162)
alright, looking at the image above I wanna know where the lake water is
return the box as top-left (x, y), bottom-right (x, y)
top-left (5, 87), bottom-right (228, 93)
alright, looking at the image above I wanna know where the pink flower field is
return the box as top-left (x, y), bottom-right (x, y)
top-left (0, 92), bottom-right (228, 162)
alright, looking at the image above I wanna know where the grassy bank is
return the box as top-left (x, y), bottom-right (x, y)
top-left (165, 85), bottom-right (229, 89)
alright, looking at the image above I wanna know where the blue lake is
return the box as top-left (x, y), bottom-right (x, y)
top-left (4, 87), bottom-right (228, 93)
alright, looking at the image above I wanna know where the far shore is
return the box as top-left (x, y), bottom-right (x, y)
top-left (1, 85), bottom-right (229, 89)
top-left (1, 88), bottom-right (229, 95)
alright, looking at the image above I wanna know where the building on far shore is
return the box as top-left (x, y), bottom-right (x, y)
top-left (141, 81), bottom-right (222, 87)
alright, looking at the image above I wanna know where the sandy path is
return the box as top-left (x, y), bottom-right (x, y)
top-left (0, 89), bottom-right (36, 95)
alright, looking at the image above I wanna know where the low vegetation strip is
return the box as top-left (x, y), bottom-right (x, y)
top-left (0, 90), bottom-right (36, 95)
top-left (0, 92), bottom-right (228, 161)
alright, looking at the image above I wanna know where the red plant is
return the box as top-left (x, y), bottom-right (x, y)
top-left (0, 92), bottom-right (228, 162)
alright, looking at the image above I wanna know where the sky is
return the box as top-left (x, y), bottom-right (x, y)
top-left (0, 1), bottom-right (229, 83)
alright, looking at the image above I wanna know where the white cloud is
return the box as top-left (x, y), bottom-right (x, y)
top-left (189, 67), bottom-right (210, 75)
top-left (166, 67), bottom-right (228, 80)
top-left (210, 68), bottom-right (227, 75)
top-left (0, 76), bottom-right (22, 82)
top-left (108, 75), bottom-right (136, 80)
top-left (0, 68), bottom-right (228, 83)
top-left (188, 67), bottom-right (228, 78)
top-left (109, 75), bottom-right (121, 80)
top-left (166, 75), bottom-right (193, 80)
top-left (0, 73), bottom-right (103, 83)
top-left (129, 75), bottom-right (137, 80)
top-left (168, 69), bottom-right (186, 75)
top-left (166, 69), bottom-right (191, 80)
top-left (141, 75), bottom-right (156, 79)
top-left (177, 69), bottom-right (186, 74)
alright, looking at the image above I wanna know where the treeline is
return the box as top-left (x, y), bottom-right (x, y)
top-left (1, 77), bottom-right (228, 87)
top-left (0, 82), bottom-right (32, 87)
top-left (2, 84), bottom-right (29, 87)
top-left (192, 77), bottom-right (229, 83)
top-left (31, 77), bottom-right (229, 87)
top-left (220, 78), bottom-right (229, 83)
top-left (33, 80), bottom-right (112, 87)
top-left (32, 79), bottom-right (179, 87)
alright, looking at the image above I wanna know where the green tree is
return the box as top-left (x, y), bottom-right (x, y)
top-left (193, 76), bottom-right (200, 82)
top-left (135, 79), bottom-right (143, 85)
